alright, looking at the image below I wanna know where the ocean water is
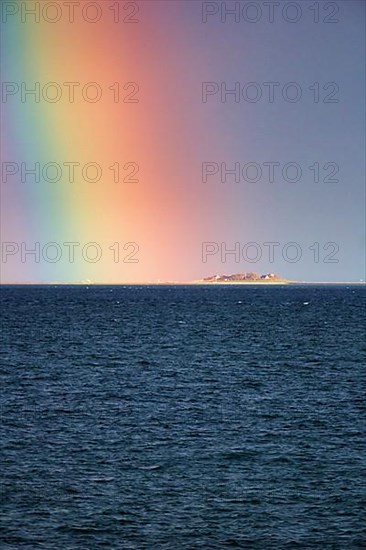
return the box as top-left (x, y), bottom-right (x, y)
top-left (0, 285), bottom-right (365, 549)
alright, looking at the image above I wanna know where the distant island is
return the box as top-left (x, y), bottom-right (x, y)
top-left (198, 272), bottom-right (291, 284)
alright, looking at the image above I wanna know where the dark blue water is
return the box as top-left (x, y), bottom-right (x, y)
top-left (1, 285), bottom-right (365, 549)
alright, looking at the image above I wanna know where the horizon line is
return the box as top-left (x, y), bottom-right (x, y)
top-left (0, 281), bottom-right (365, 286)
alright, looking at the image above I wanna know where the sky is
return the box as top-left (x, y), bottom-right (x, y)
top-left (0, 0), bottom-right (365, 283)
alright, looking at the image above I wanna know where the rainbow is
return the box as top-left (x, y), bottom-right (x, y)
top-left (1, 2), bottom-right (247, 283)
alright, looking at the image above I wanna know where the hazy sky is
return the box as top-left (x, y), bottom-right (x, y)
top-left (1, 0), bottom-right (365, 282)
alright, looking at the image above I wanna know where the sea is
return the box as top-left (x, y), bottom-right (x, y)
top-left (1, 284), bottom-right (365, 549)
